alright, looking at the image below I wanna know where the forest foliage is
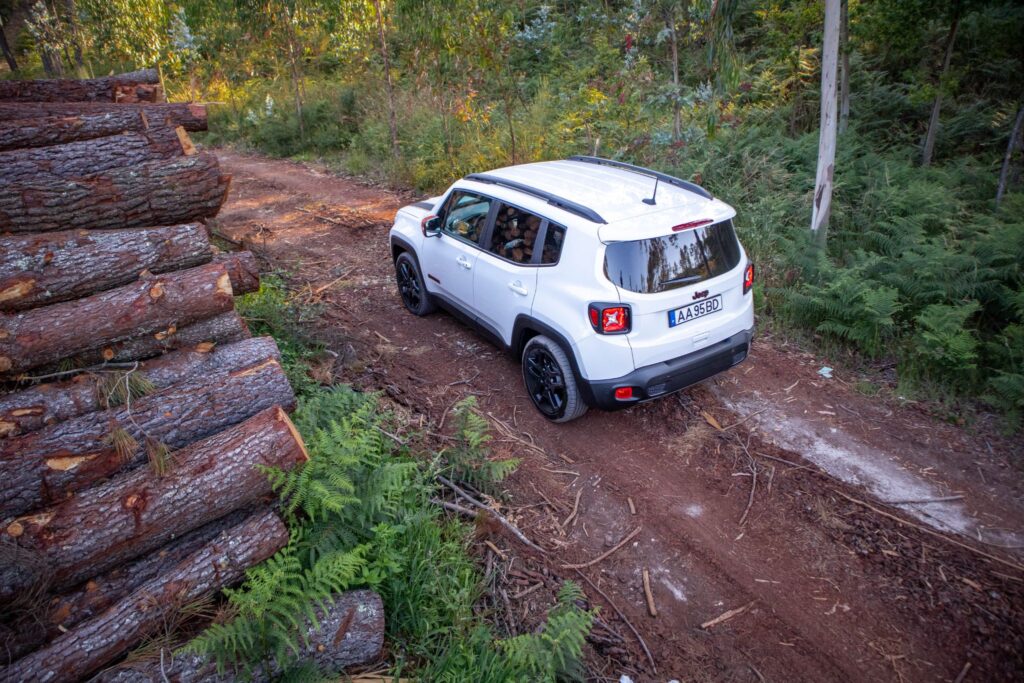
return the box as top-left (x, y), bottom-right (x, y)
top-left (2, 0), bottom-right (1022, 426)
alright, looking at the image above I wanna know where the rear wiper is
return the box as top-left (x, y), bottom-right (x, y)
top-left (659, 274), bottom-right (704, 287)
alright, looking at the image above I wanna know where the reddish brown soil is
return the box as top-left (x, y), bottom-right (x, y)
top-left (213, 148), bottom-right (1024, 682)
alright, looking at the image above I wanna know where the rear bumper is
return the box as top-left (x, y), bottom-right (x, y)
top-left (580, 327), bottom-right (754, 411)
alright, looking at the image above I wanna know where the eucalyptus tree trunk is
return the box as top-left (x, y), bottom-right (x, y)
top-left (283, 7), bottom-right (306, 139)
top-left (838, 0), bottom-right (850, 133)
top-left (810, 0), bottom-right (840, 245)
top-left (0, 17), bottom-right (17, 72)
top-left (996, 104), bottom-right (1024, 209)
top-left (921, 5), bottom-right (961, 167)
top-left (665, 9), bottom-right (681, 142)
top-left (373, 0), bottom-right (400, 159)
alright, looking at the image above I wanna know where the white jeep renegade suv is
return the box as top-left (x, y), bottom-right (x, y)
top-left (389, 156), bottom-right (755, 422)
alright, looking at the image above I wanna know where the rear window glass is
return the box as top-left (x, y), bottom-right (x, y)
top-left (603, 219), bottom-right (741, 294)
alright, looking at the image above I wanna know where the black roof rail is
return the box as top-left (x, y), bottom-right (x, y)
top-left (567, 155), bottom-right (714, 200)
top-left (465, 173), bottom-right (607, 224)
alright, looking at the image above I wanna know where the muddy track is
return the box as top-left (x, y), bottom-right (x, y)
top-left (214, 149), bottom-right (1024, 682)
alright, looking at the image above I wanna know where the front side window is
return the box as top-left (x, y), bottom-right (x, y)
top-left (604, 219), bottom-right (741, 293)
top-left (487, 203), bottom-right (543, 264)
top-left (440, 190), bottom-right (492, 244)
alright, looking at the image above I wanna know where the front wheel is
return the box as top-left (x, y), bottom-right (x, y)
top-left (395, 252), bottom-right (435, 316)
top-left (521, 335), bottom-right (588, 423)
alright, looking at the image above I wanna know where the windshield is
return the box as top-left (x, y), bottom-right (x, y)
top-left (603, 219), bottom-right (741, 294)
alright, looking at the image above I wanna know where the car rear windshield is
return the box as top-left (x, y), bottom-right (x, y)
top-left (604, 219), bottom-right (741, 294)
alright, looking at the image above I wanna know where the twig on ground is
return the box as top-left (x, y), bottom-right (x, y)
top-left (561, 526), bottom-right (642, 569)
top-left (312, 267), bottom-right (356, 295)
top-left (561, 489), bottom-right (583, 528)
top-left (296, 206), bottom-right (346, 226)
top-left (437, 475), bottom-right (546, 553)
top-left (834, 490), bottom-right (1024, 573)
top-left (722, 408), bottom-right (768, 431)
top-left (433, 498), bottom-right (474, 517)
top-left (642, 568), bottom-right (657, 617)
top-left (375, 425), bottom-right (406, 446)
top-left (483, 540), bottom-right (506, 560)
top-left (511, 583), bottom-right (544, 600)
top-left (573, 568), bottom-right (657, 675)
top-left (486, 411), bottom-right (574, 463)
top-left (701, 600), bottom-right (755, 630)
top-left (953, 662), bottom-right (972, 683)
top-left (883, 495), bottom-right (964, 505)
top-left (448, 370), bottom-right (480, 387)
top-left (627, 497), bottom-right (637, 515)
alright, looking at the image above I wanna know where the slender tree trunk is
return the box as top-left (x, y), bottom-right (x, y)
top-left (0, 17), bottom-right (18, 72)
top-left (996, 104), bottom-right (1024, 209)
top-left (284, 9), bottom-right (305, 139)
top-left (666, 9), bottom-right (681, 142)
top-left (838, 0), bottom-right (850, 133)
top-left (373, 0), bottom-right (400, 159)
top-left (811, 0), bottom-right (841, 244)
top-left (921, 6), bottom-right (961, 167)
top-left (64, 0), bottom-right (83, 69)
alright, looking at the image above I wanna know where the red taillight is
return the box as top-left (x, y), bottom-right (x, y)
top-left (672, 219), bottom-right (713, 232)
top-left (588, 303), bottom-right (631, 334)
top-left (743, 262), bottom-right (755, 295)
top-left (614, 387), bottom-right (634, 400)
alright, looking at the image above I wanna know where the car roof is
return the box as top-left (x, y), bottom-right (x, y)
top-left (467, 158), bottom-right (733, 227)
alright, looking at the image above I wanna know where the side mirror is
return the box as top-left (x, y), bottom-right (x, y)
top-left (421, 214), bottom-right (442, 237)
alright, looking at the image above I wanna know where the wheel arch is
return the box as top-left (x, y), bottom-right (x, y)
top-left (512, 315), bottom-right (597, 407)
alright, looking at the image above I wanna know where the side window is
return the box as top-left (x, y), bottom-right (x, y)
top-left (439, 191), bottom-right (491, 244)
top-left (487, 203), bottom-right (543, 265)
top-left (541, 223), bottom-right (566, 264)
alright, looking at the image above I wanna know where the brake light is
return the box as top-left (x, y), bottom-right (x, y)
top-left (672, 219), bottom-right (713, 232)
top-left (614, 387), bottom-right (634, 400)
top-left (588, 303), bottom-right (631, 334)
top-left (743, 262), bottom-right (755, 295)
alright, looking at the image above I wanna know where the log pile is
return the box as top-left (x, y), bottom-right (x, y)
top-left (0, 70), bottom-right (382, 681)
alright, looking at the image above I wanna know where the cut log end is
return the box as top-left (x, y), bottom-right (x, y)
top-left (276, 405), bottom-right (310, 462)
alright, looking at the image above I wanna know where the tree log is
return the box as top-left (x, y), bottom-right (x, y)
top-left (0, 223), bottom-right (212, 312)
top-left (0, 127), bottom-right (193, 184)
top-left (0, 357), bottom-right (295, 519)
top-left (0, 406), bottom-right (305, 603)
top-left (95, 590), bottom-right (386, 682)
top-left (0, 508), bottom-right (254, 663)
top-left (0, 509), bottom-right (290, 683)
top-left (0, 102), bottom-right (207, 132)
top-left (0, 111), bottom-right (150, 152)
top-left (0, 152), bottom-right (231, 234)
top-left (0, 69), bottom-right (162, 103)
top-left (61, 312), bottom-right (250, 370)
top-left (0, 336), bottom-right (281, 437)
top-left (212, 251), bottom-right (260, 296)
top-left (0, 261), bottom-right (236, 377)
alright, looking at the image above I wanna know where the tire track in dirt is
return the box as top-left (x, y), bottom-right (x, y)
top-left (214, 148), bottom-right (1024, 682)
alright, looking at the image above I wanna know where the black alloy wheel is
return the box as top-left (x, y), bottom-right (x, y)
top-left (521, 335), bottom-right (587, 422)
top-left (395, 252), bottom-right (435, 316)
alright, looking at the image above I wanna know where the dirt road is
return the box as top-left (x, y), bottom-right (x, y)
top-left (214, 149), bottom-right (1024, 682)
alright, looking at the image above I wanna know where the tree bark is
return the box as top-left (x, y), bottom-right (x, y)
top-left (95, 590), bottom-right (386, 682)
top-left (995, 104), bottom-right (1024, 209)
top-left (212, 251), bottom-right (261, 296)
top-left (0, 508), bottom-right (255, 663)
top-left (62, 311), bottom-right (251, 369)
top-left (921, 6), bottom-right (961, 167)
top-left (0, 111), bottom-right (152, 152)
top-left (372, 0), bottom-right (400, 159)
top-left (0, 152), bottom-right (231, 234)
top-left (0, 223), bottom-right (212, 312)
top-left (810, 0), bottom-right (841, 244)
top-left (0, 336), bottom-right (281, 438)
top-left (0, 126), bottom-right (192, 184)
top-left (0, 508), bottom-right (290, 683)
top-left (838, 0), bottom-right (850, 134)
top-left (0, 357), bottom-right (295, 519)
top-left (0, 102), bottom-right (208, 131)
top-left (0, 68), bottom-right (161, 103)
top-left (0, 261), bottom-right (236, 377)
top-left (0, 407), bottom-right (305, 603)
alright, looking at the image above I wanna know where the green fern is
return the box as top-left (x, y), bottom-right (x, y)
top-left (441, 397), bottom-right (519, 492)
top-left (499, 581), bottom-right (594, 682)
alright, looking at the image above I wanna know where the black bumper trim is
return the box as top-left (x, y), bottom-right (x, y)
top-left (580, 328), bottom-right (754, 410)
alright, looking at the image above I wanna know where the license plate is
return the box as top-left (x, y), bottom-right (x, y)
top-left (668, 295), bottom-right (723, 327)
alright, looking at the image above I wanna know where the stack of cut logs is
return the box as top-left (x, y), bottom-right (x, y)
top-left (0, 70), bottom-right (383, 682)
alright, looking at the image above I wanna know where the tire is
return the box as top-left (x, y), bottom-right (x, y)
top-left (521, 335), bottom-right (588, 423)
top-left (395, 252), bottom-right (435, 316)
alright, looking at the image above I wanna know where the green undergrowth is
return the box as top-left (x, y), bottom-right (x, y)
top-left (190, 280), bottom-right (593, 680)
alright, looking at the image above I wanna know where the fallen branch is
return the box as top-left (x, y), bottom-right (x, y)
top-left (701, 600), bottom-right (755, 630)
top-left (722, 407), bottom-right (768, 431)
top-left (561, 526), bottom-right (642, 570)
top-left (573, 569), bottom-right (657, 675)
top-left (436, 475), bottom-right (546, 553)
top-left (834, 490), bottom-right (1024, 574)
top-left (883, 495), bottom-right (964, 505)
top-left (561, 489), bottom-right (583, 528)
top-left (642, 568), bottom-right (657, 618)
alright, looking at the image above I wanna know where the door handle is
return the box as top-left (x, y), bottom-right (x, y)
top-left (457, 255), bottom-right (472, 270)
top-left (508, 280), bottom-right (529, 296)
